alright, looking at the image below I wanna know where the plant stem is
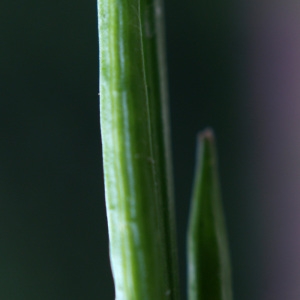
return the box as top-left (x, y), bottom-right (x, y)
top-left (97, 0), bottom-right (179, 298)
top-left (187, 129), bottom-right (233, 300)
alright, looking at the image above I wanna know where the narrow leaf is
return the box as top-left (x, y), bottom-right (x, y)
top-left (97, 0), bottom-right (179, 299)
top-left (187, 129), bottom-right (233, 300)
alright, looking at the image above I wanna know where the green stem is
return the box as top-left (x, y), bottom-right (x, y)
top-left (97, 0), bottom-right (179, 298)
top-left (187, 129), bottom-right (233, 300)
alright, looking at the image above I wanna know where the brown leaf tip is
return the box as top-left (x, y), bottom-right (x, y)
top-left (197, 127), bottom-right (215, 143)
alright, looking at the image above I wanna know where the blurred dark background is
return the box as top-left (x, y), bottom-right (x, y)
top-left (1, 0), bottom-right (300, 299)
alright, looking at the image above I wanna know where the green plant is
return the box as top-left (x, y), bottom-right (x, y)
top-left (97, 0), bottom-right (232, 299)
top-left (188, 130), bottom-right (232, 300)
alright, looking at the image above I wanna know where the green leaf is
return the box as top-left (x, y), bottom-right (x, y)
top-left (187, 129), bottom-right (233, 300)
top-left (97, 0), bottom-right (179, 299)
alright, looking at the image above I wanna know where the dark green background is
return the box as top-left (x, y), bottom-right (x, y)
top-left (0, 0), bottom-right (261, 299)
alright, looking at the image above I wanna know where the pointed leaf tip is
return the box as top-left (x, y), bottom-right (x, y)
top-left (187, 129), bottom-right (233, 300)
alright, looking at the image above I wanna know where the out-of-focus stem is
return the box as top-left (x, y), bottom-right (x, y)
top-left (187, 129), bottom-right (233, 300)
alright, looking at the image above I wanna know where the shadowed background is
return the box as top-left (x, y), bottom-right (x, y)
top-left (1, 0), bottom-right (299, 299)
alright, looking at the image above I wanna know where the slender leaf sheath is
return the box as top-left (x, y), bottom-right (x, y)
top-left (187, 129), bottom-right (233, 300)
top-left (98, 0), bottom-right (179, 299)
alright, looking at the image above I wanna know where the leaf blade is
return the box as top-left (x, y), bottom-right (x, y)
top-left (187, 129), bottom-right (233, 300)
top-left (98, 0), bottom-right (179, 299)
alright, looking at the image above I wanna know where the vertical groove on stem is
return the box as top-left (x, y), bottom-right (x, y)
top-left (98, 0), bottom-right (179, 298)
